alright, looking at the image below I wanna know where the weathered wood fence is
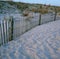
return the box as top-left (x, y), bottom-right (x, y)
top-left (0, 12), bottom-right (59, 46)
top-left (0, 16), bottom-right (14, 46)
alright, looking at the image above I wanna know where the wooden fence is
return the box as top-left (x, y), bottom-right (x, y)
top-left (0, 16), bottom-right (14, 46)
top-left (0, 12), bottom-right (58, 46)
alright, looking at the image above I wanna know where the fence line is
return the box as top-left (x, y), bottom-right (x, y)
top-left (0, 12), bottom-right (59, 46)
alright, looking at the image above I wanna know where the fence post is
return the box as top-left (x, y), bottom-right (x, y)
top-left (4, 18), bottom-right (6, 43)
top-left (54, 12), bottom-right (57, 21)
top-left (54, 7), bottom-right (57, 21)
top-left (39, 14), bottom-right (41, 25)
top-left (1, 20), bottom-right (3, 45)
top-left (9, 16), bottom-right (14, 41)
top-left (11, 16), bottom-right (14, 40)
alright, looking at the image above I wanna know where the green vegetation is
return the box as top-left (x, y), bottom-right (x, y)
top-left (0, 1), bottom-right (60, 14)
